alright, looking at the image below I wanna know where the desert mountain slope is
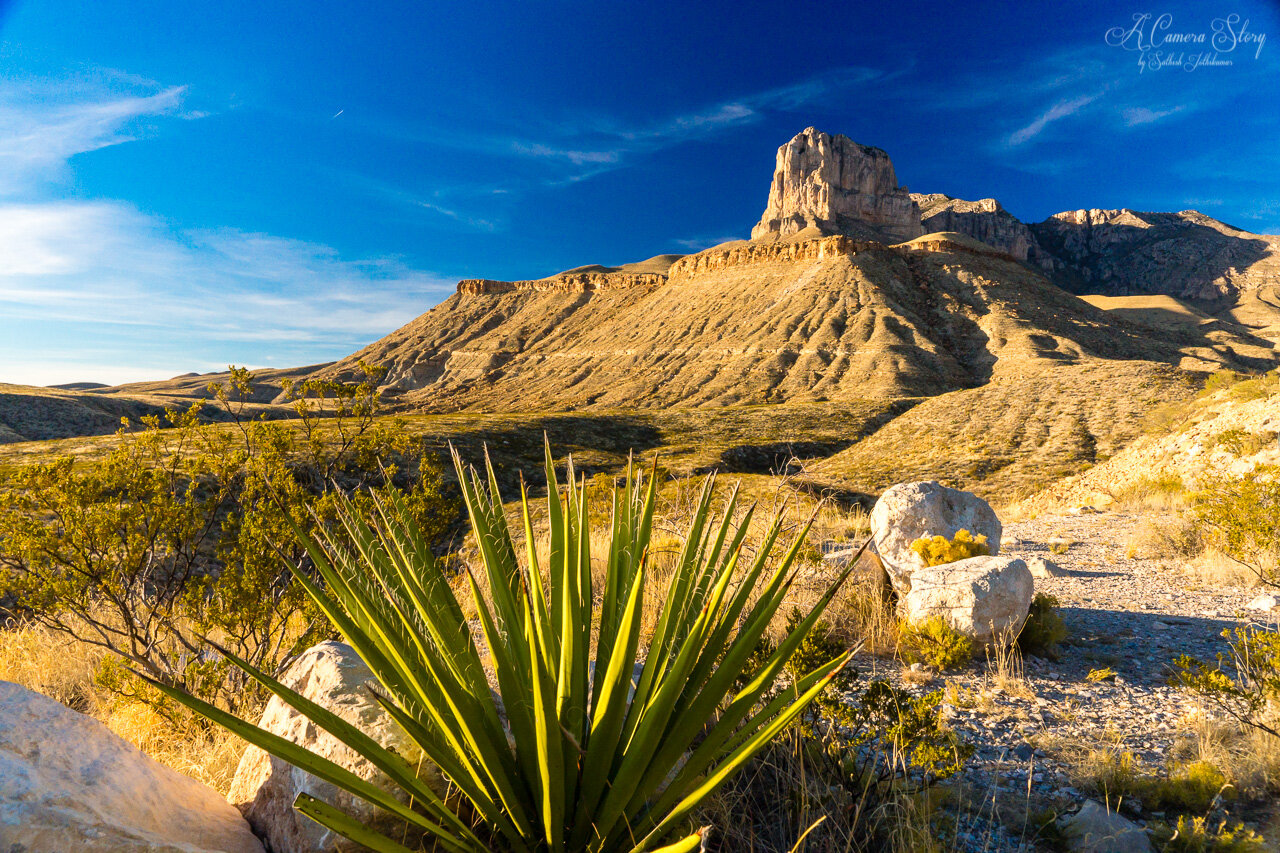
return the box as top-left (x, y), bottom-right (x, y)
top-left (326, 232), bottom-right (1272, 413)
top-left (1013, 374), bottom-right (1280, 515)
top-left (803, 361), bottom-right (1200, 505)
top-left (908, 195), bottom-right (1280, 307)
top-left (1031, 208), bottom-right (1280, 303)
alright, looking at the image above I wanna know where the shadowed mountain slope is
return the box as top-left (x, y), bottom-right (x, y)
top-left (324, 232), bottom-right (1274, 413)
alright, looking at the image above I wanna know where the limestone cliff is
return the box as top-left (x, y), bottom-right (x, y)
top-left (912, 194), bottom-right (1048, 266)
top-left (1029, 208), bottom-right (1280, 304)
top-left (751, 128), bottom-right (923, 243)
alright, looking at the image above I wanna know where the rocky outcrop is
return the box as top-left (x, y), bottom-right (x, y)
top-left (668, 235), bottom-right (874, 280)
top-left (1029, 208), bottom-right (1280, 303)
top-left (901, 555), bottom-right (1034, 646)
top-left (458, 271), bottom-right (666, 294)
top-left (228, 641), bottom-right (446, 853)
top-left (751, 127), bottom-right (924, 243)
top-left (0, 680), bottom-right (263, 853)
top-left (870, 482), bottom-right (1003, 595)
top-left (912, 194), bottom-right (1048, 265)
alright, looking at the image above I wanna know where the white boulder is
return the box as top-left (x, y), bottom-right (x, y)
top-left (870, 481), bottom-right (1002, 594)
top-left (0, 680), bottom-right (262, 853)
top-left (1058, 799), bottom-right (1153, 852)
top-left (227, 641), bottom-right (446, 853)
top-left (1247, 593), bottom-right (1278, 612)
top-left (902, 555), bottom-right (1033, 645)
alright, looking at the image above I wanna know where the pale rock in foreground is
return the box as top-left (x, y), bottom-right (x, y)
top-left (0, 680), bottom-right (262, 853)
top-left (1247, 593), bottom-right (1278, 612)
top-left (902, 556), bottom-right (1033, 646)
top-left (1057, 799), bottom-right (1154, 853)
top-left (228, 641), bottom-right (446, 853)
top-left (870, 481), bottom-right (1003, 594)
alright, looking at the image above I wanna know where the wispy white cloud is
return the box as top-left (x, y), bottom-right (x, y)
top-left (505, 66), bottom-right (888, 174)
top-left (0, 75), bottom-right (192, 194)
top-left (1123, 105), bottom-right (1188, 126)
top-left (0, 200), bottom-right (458, 384)
top-left (670, 234), bottom-right (744, 251)
top-left (510, 142), bottom-right (621, 165)
top-left (1007, 94), bottom-right (1100, 146)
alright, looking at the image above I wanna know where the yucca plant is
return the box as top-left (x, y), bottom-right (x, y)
top-left (144, 445), bottom-right (863, 852)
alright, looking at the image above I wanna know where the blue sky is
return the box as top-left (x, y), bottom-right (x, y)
top-left (1, 0), bottom-right (1278, 385)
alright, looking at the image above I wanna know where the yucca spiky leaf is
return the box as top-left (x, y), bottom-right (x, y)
top-left (156, 441), bottom-right (858, 852)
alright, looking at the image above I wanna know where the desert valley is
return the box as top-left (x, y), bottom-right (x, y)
top-left (3, 121), bottom-right (1280, 853)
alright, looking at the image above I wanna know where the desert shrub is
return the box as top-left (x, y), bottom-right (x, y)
top-left (1018, 593), bottom-right (1067, 658)
top-left (1152, 815), bottom-right (1266, 852)
top-left (899, 616), bottom-right (975, 671)
top-left (1206, 430), bottom-right (1279, 458)
top-left (0, 364), bottom-right (457, 714)
top-left (1173, 625), bottom-right (1280, 740)
top-left (1077, 750), bottom-right (1231, 817)
top-left (1191, 470), bottom-right (1280, 587)
top-left (909, 529), bottom-right (989, 567)
top-left (1203, 370), bottom-right (1245, 396)
top-left (1113, 472), bottom-right (1189, 510)
top-left (709, 672), bottom-right (970, 852)
top-left (151, 449), bottom-right (861, 851)
top-left (1155, 760), bottom-right (1233, 813)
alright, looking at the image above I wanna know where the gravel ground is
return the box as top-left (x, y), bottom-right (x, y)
top-left (855, 510), bottom-right (1277, 851)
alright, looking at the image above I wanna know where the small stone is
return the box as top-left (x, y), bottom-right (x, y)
top-left (1027, 556), bottom-right (1065, 578)
top-left (1247, 593), bottom-right (1278, 612)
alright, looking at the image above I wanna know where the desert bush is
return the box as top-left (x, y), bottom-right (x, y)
top-left (1076, 748), bottom-right (1232, 816)
top-left (898, 616), bottom-right (975, 671)
top-left (909, 529), bottom-right (989, 567)
top-left (1018, 593), bottom-right (1067, 658)
top-left (708, 672), bottom-right (970, 852)
top-left (1206, 430), bottom-right (1279, 458)
top-left (1191, 470), bottom-right (1280, 587)
top-left (0, 364), bottom-right (457, 714)
top-left (150, 448), bottom-right (860, 851)
top-left (1173, 625), bottom-right (1280, 741)
top-left (1152, 815), bottom-right (1266, 852)
top-left (1113, 472), bottom-right (1189, 511)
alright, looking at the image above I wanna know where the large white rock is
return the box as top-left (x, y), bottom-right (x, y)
top-left (870, 481), bottom-right (1002, 594)
top-left (902, 556), bottom-right (1033, 646)
top-left (1058, 799), bottom-right (1154, 853)
top-left (227, 641), bottom-right (446, 853)
top-left (0, 680), bottom-right (262, 853)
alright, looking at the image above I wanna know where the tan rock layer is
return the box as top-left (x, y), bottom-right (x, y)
top-left (667, 236), bottom-right (876, 280)
top-left (458, 235), bottom-right (1010, 296)
top-left (457, 272), bottom-right (666, 294)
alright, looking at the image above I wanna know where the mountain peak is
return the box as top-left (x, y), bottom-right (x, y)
top-left (750, 127), bottom-right (924, 243)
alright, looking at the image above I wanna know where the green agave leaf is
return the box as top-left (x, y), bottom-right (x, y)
top-left (293, 793), bottom-right (421, 853)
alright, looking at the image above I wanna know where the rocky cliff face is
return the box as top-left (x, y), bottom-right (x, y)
top-left (457, 272), bottom-right (666, 294)
top-left (1029, 209), bottom-right (1280, 303)
top-left (912, 194), bottom-right (1048, 266)
top-left (751, 128), bottom-right (924, 243)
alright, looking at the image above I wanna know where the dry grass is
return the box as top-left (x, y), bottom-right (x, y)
top-left (1186, 548), bottom-right (1267, 589)
top-left (1177, 710), bottom-right (1280, 798)
top-left (1110, 472), bottom-right (1190, 512)
top-left (984, 631), bottom-right (1035, 700)
top-left (0, 620), bottom-right (105, 711)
